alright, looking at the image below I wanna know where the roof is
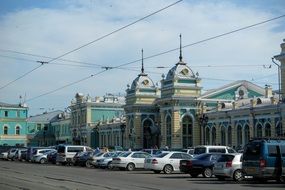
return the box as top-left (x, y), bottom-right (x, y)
top-left (199, 80), bottom-right (265, 99)
top-left (27, 110), bottom-right (63, 123)
top-left (0, 101), bottom-right (27, 108)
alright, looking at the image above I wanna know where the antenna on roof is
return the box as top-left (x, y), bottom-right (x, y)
top-left (179, 34), bottom-right (183, 62)
top-left (141, 49), bottom-right (144, 74)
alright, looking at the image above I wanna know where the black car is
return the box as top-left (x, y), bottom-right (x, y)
top-left (180, 153), bottom-right (222, 178)
top-left (47, 151), bottom-right (57, 164)
top-left (74, 151), bottom-right (96, 166)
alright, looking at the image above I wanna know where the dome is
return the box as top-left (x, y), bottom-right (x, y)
top-left (165, 62), bottom-right (195, 81)
top-left (130, 73), bottom-right (155, 90)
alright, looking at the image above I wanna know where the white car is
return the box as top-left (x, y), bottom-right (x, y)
top-left (144, 151), bottom-right (193, 174)
top-left (33, 149), bottom-right (57, 164)
top-left (31, 148), bottom-right (56, 162)
top-left (0, 152), bottom-right (8, 160)
top-left (112, 151), bottom-right (151, 171)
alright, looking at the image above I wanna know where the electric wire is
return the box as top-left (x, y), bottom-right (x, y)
top-left (0, 0), bottom-right (182, 90)
top-left (25, 13), bottom-right (285, 102)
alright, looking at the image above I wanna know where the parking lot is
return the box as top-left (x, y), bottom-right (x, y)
top-left (0, 160), bottom-right (284, 190)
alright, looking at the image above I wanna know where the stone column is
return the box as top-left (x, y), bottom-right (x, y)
top-left (216, 124), bottom-right (221, 145)
top-left (134, 114), bottom-right (142, 149)
top-left (231, 118), bottom-right (237, 148)
top-left (193, 119), bottom-right (200, 146)
top-left (172, 109), bottom-right (181, 148)
top-left (160, 110), bottom-right (166, 148)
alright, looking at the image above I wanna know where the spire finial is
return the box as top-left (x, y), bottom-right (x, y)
top-left (179, 34), bottom-right (183, 62)
top-left (141, 49), bottom-right (144, 74)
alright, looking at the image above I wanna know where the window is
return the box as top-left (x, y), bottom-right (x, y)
top-left (228, 126), bottom-right (232, 145)
top-left (244, 125), bottom-right (250, 144)
top-left (37, 124), bottom-right (41, 131)
top-left (276, 122), bottom-right (282, 137)
top-left (209, 148), bottom-right (226, 153)
top-left (15, 126), bottom-right (20, 135)
top-left (212, 127), bottom-right (216, 145)
top-left (3, 126), bottom-right (8, 135)
top-left (182, 153), bottom-right (192, 159)
top-left (166, 116), bottom-right (172, 148)
top-left (237, 125), bottom-right (242, 145)
top-left (205, 127), bottom-right (210, 145)
top-left (16, 111), bottom-right (20, 117)
top-left (221, 126), bottom-right (226, 145)
top-left (170, 153), bottom-right (182, 159)
top-left (256, 124), bottom-right (262, 137)
top-left (265, 123), bottom-right (271, 137)
top-left (182, 115), bottom-right (193, 148)
top-left (4, 111), bottom-right (8, 117)
top-left (268, 145), bottom-right (278, 157)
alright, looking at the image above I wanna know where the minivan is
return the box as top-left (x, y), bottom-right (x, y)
top-left (193, 145), bottom-right (236, 156)
top-left (242, 138), bottom-right (285, 182)
top-left (56, 145), bottom-right (93, 165)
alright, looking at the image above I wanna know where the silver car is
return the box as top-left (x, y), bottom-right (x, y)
top-left (97, 151), bottom-right (123, 169)
top-left (213, 153), bottom-right (243, 181)
top-left (112, 151), bottom-right (151, 171)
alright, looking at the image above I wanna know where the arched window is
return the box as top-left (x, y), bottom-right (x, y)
top-left (182, 115), bottom-right (193, 148)
top-left (276, 122), bottom-right (282, 137)
top-left (221, 126), bottom-right (226, 145)
top-left (15, 126), bottom-right (20, 135)
top-left (227, 126), bottom-right (232, 146)
top-left (237, 125), bottom-right (242, 145)
top-left (3, 126), bottom-right (8, 135)
top-left (265, 123), bottom-right (271, 137)
top-left (212, 127), bottom-right (216, 145)
top-left (256, 124), bottom-right (263, 137)
top-left (166, 116), bottom-right (172, 148)
top-left (205, 127), bottom-right (210, 145)
top-left (244, 124), bottom-right (250, 144)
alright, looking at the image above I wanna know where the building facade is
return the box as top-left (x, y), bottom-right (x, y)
top-left (98, 39), bottom-right (284, 150)
top-left (0, 102), bottom-right (28, 146)
top-left (69, 93), bottom-right (124, 148)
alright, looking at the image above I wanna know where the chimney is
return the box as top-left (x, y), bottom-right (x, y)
top-left (265, 85), bottom-right (272, 98)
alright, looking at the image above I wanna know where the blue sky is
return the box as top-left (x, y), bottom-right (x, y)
top-left (0, 0), bottom-right (284, 115)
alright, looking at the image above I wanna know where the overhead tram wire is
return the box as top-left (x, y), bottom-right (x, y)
top-left (45, 0), bottom-right (182, 64)
top-left (0, 0), bottom-right (182, 90)
top-left (23, 13), bottom-right (285, 102)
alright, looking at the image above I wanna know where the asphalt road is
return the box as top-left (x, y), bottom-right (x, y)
top-left (0, 160), bottom-right (284, 190)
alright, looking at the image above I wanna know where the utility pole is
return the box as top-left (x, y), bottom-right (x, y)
top-left (272, 57), bottom-right (281, 102)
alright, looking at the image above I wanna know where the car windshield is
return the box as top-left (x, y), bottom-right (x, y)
top-left (57, 146), bottom-right (65, 153)
top-left (194, 147), bottom-right (206, 155)
top-left (243, 142), bottom-right (262, 160)
top-left (154, 152), bottom-right (168, 158)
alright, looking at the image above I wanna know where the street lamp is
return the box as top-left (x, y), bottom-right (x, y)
top-left (272, 57), bottom-right (281, 102)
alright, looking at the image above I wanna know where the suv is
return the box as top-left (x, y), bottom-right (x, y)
top-left (56, 145), bottom-right (93, 165)
top-left (193, 146), bottom-right (236, 156)
top-left (242, 138), bottom-right (285, 182)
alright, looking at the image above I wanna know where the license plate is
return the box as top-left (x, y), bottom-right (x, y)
top-left (246, 168), bottom-right (256, 173)
top-left (181, 162), bottom-right (186, 166)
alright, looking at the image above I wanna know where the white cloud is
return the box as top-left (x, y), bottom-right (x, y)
top-left (0, 0), bottom-right (284, 115)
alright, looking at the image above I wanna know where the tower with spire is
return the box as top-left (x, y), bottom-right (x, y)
top-left (157, 34), bottom-right (202, 149)
top-left (124, 49), bottom-right (160, 149)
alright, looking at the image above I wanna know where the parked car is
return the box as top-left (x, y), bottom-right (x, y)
top-left (74, 151), bottom-right (96, 166)
top-left (56, 145), bottom-right (93, 165)
top-left (20, 150), bottom-right (27, 161)
top-left (142, 149), bottom-right (162, 156)
top-left (144, 151), bottom-right (193, 174)
top-left (242, 138), bottom-right (285, 182)
top-left (14, 148), bottom-right (28, 161)
top-left (180, 153), bottom-right (222, 178)
top-left (213, 153), bottom-right (243, 181)
top-left (33, 149), bottom-right (57, 164)
top-left (97, 151), bottom-right (123, 169)
top-left (32, 148), bottom-right (56, 163)
top-left (7, 148), bottom-right (18, 160)
top-left (26, 147), bottom-right (45, 162)
top-left (47, 151), bottom-right (58, 164)
top-left (0, 151), bottom-right (8, 160)
top-left (193, 146), bottom-right (236, 156)
top-left (112, 151), bottom-right (151, 171)
top-left (181, 148), bottom-right (194, 156)
top-left (86, 152), bottom-right (113, 168)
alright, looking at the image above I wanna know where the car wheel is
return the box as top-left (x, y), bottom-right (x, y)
top-left (86, 160), bottom-right (93, 168)
top-left (233, 169), bottom-right (243, 182)
top-left (216, 175), bottom-right (226, 181)
top-left (190, 173), bottom-right (199, 178)
top-left (107, 162), bottom-right (113, 169)
top-left (163, 164), bottom-right (173, 174)
top-left (153, 170), bottom-right (161, 174)
top-left (40, 158), bottom-right (47, 164)
top-left (202, 168), bottom-right (212, 178)
top-left (126, 163), bottom-right (135, 171)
